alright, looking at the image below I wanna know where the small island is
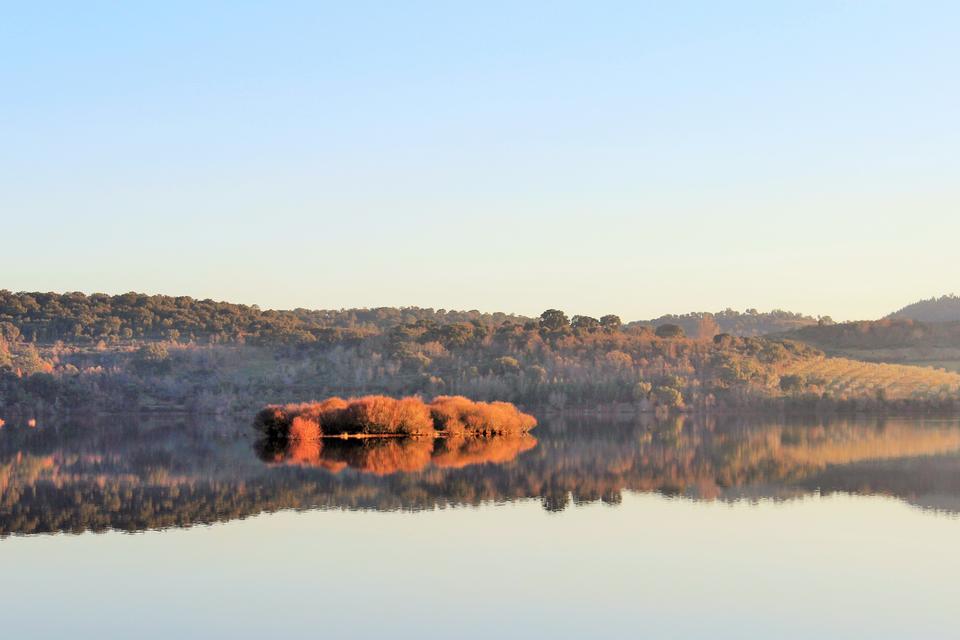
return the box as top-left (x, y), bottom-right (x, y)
top-left (254, 395), bottom-right (538, 474)
top-left (254, 395), bottom-right (538, 440)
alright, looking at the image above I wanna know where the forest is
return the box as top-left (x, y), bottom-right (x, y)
top-left (2, 291), bottom-right (960, 419)
top-left (0, 290), bottom-right (826, 344)
top-left (0, 290), bottom-right (526, 345)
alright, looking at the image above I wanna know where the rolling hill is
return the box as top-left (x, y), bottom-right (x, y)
top-left (775, 318), bottom-right (960, 372)
top-left (628, 308), bottom-right (821, 338)
top-left (887, 295), bottom-right (960, 323)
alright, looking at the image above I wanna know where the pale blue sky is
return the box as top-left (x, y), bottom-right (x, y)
top-left (1, 1), bottom-right (957, 321)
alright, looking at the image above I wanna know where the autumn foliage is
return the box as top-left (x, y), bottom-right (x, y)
top-left (254, 395), bottom-right (538, 475)
top-left (255, 395), bottom-right (537, 439)
top-left (255, 397), bottom-right (349, 439)
top-left (429, 395), bottom-right (538, 435)
top-left (328, 396), bottom-right (434, 436)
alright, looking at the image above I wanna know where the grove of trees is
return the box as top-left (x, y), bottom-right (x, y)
top-left (2, 292), bottom-right (959, 419)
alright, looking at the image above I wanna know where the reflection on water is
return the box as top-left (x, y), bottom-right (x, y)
top-left (255, 434), bottom-right (538, 475)
top-left (2, 413), bottom-right (960, 535)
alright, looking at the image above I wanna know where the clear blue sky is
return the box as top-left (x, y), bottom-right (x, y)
top-left (2, 1), bottom-right (957, 321)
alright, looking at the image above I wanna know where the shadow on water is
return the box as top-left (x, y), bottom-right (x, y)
top-left (3, 413), bottom-right (960, 535)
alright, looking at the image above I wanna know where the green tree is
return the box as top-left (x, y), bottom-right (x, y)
top-left (401, 352), bottom-right (431, 373)
top-left (0, 322), bottom-right (20, 343)
top-left (14, 345), bottom-right (48, 375)
top-left (494, 356), bottom-right (521, 374)
top-left (571, 315), bottom-right (600, 332)
top-left (779, 374), bottom-right (804, 393)
top-left (526, 365), bottom-right (548, 384)
top-left (653, 385), bottom-right (684, 408)
top-left (655, 324), bottom-right (685, 339)
top-left (132, 344), bottom-right (172, 374)
top-left (633, 381), bottom-right (653, 400)
top-left (600, 315), bottom-right (622, 331)
top-left (539, 309), bottom-right (570, 332)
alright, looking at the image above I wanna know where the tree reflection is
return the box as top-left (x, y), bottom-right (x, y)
top-left (255, 434), bottom-right (537, 475)
top-left (3, 414), bottom-right (960, 535)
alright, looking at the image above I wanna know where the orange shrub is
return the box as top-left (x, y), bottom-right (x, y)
top-left (288, 416), bottom-right (321, 441)
top-left (254, 398), bottom-right (349, 438)
top-left (255, 395), bottom-right (534, 438)
top-left (253, 403), bottom-right (313, 438)
top-left (331, 395), bottom-right (435, 435)
top-left (428, 396), bottom-right (537, 435)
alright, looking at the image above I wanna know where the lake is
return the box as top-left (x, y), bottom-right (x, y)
top-left (1, 413), bottom-right (959, 638)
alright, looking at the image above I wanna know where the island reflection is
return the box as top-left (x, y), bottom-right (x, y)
top-left (3, 414), bottom-right (960, 536)
top-left (255, 434), bottom-right (537, 475)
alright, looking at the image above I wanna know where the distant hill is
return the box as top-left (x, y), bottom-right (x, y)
top-left (628, 308), bottom-right (821, 338)
top-left (783, 319), bottom-right (960, 350)
top-left (888, 295), bottom-right (960, 323)
top-left (776, 318), bottom-right (960, 372)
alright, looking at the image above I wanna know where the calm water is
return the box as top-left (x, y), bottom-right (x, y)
top-left (2, 413), bottom-right (960, 638)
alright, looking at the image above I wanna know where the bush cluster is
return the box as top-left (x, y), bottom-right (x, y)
top-left (255, 395), bottom-right (537, 439)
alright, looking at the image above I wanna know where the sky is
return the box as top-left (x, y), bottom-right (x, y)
top-left (1, 1), bottom-right (957, 322)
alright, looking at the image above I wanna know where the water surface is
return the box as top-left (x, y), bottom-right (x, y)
top-left (1, 414), bottom-right (958, 638)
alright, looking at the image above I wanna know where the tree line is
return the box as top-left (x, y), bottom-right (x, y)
top-left (0, 290), bottom-right (526, 345)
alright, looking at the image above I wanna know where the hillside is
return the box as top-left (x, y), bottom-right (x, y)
top-left (628, 308), bottom-right (821, 338)
top-left (2, 291), bottom-right (960, 417)
top-left (888, 295), bottom-right (960, 323)
top-left (781, 356), bottom-right (960, 401)
top-left (777, 319), bottom-right (960, 372)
